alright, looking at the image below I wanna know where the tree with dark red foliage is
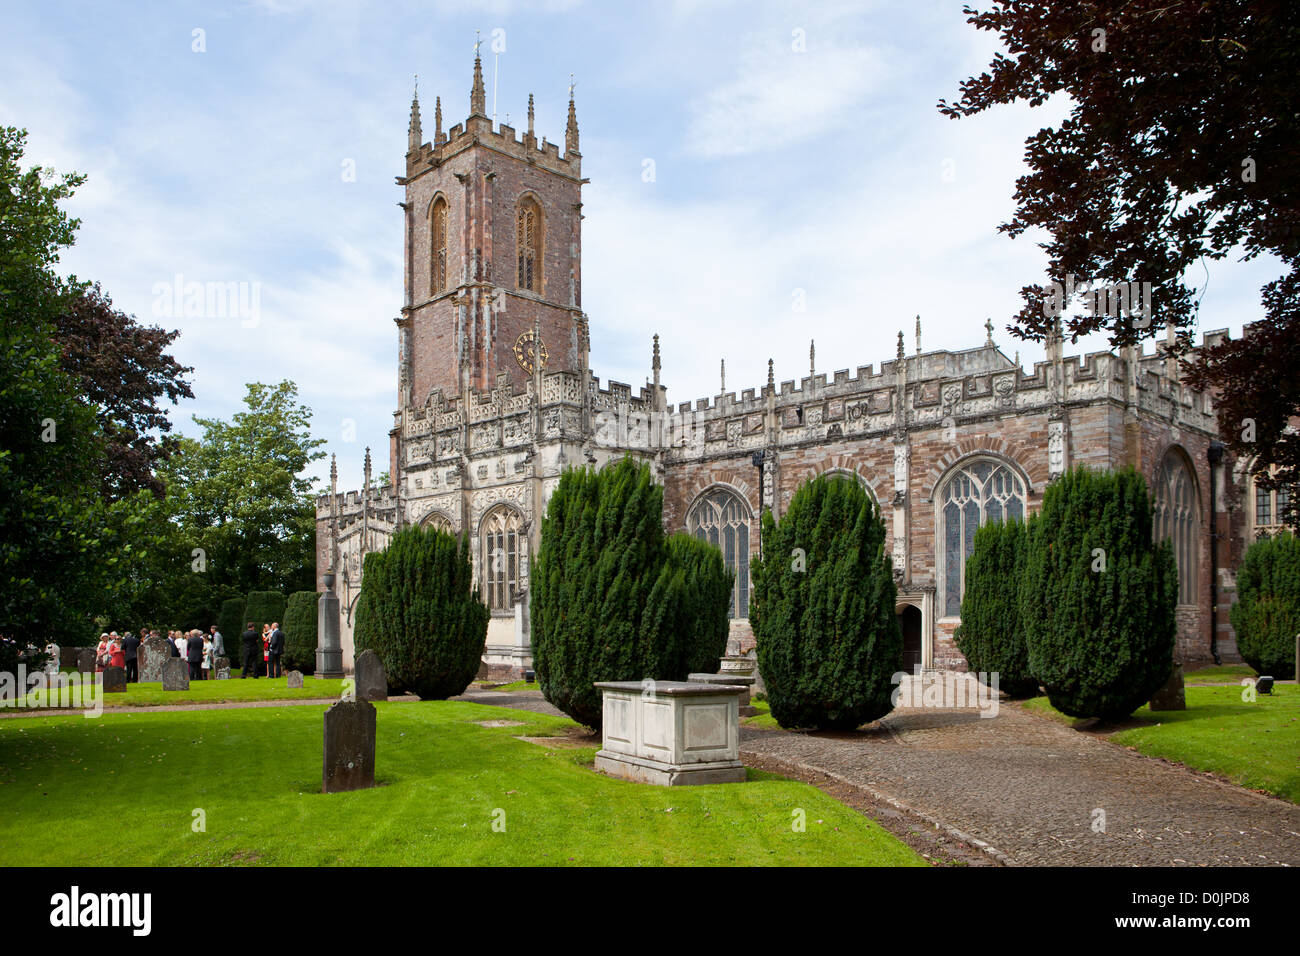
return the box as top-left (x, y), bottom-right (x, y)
top-left (55, 283), bottom-right (194, 499)
top-left (940, 0), bottom-right (1300, 520)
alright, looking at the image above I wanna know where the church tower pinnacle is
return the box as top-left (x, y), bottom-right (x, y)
top-left (565, 76), bottom-right (580, 157)
top-left (470, 38), bottom-right (487, 117)
top-left (408, 76), bottom-right (422, 153)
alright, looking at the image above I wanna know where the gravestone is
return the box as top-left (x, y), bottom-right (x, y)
top-left (354, 649), bottom-right (387, 702)
top-left (214, 656), bottom-right (230, 672)
top-left (322, 699), bottom-right (375, 793)
top-left (161, 658), bottom-right (190, 691)
top-left (138, 636), bottom-right (171, 683)
top-left (215, 666), bottom-right (231, 680)
top-left (1149, 661), bottom-right (1186, 711)
top-left (60, 647), bottom-right (79, 669)
top-left (286, 670), bottom-right (303, 689)
top-left (102, 666), bottom-right (127, 694)
top-left (76, 648), bottom-right (97, 674)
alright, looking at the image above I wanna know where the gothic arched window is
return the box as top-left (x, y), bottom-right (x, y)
top-left (516, 197), bottom-right (541, 292)
top-left (686, 487), bottom-right (751, 619)
top-left (938, 458), bottom-right (1027, 617)
top-left (430, 196), bottom-right (448, 294)
top-left (481, 506), bottom-right (522, 612)
top-left (422, 511), bottom-right (454, 535)
top-left (1153, 449), bottom-right (1199, 605)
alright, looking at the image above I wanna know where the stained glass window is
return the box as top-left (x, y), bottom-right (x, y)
top-left (686, 487), bottom-right (751, 618)
top-left (481, 506), bottom-right (521, 611)
top-left (939, 460), bottom-right (1027, 617)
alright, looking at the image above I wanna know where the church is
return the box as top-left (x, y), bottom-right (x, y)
top-left (316, 54), bottom-right (1269, 679)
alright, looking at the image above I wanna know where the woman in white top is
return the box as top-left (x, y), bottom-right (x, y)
top-left (201, 635), bottom-right (213, 679)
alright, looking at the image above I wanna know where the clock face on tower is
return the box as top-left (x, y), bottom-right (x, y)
top-left (513, 329), bottom-right (548, 375)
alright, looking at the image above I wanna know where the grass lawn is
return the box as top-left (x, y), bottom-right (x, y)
top-left (1023, 684), bottom-right (1299, 803)
top-left (0, 700), bottom-right (925, 866)
top-left (743, 698), bottom-right (782, 730)
top-left (12, 676), bottom-right (350, 710)
top-left (1182, 664), bottom-right (1258, 683)
top-left (488, 680), bottom-right (539, 692)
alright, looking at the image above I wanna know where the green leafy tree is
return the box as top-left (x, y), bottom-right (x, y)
top-left (0, 126), bottom-right (153, 648)
top-left (352, 526), bottom-right (487, 700)
top-left (1021, 465), bottom-right (1178, 719)
top-left (158, 380), bottom-right (325, 604)
top-left (532, 457), bottom-right (675, 729)
top-left (751, 474), bottom-right (901, 730)
top-left (1230, 531), bottom-right (1300, 678)
top-left (283, 590), bottom-right (319, 674)
top-left (955, 515), bottom-right (1039, 697)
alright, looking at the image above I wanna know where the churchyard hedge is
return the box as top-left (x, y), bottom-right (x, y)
top-left (351, 525), bottom-right (487, 699)
top-left (1021, 465), bottom-right (1177, 720)
top-left (641, 532), bottom-right (734, 678)
top-left (216, 597), bottom-right (246, 650)
top-left (751, 473), bottom-right (901, 730)
top-left (1230, 530), bottom-right (1300, 679)
top-left (283, 590), bottom-right (319, 674)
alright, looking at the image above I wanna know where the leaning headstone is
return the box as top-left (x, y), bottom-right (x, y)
top-left (286, 670), bottom-right (303, 689)
top-left (161, 658), bottom-right (190, 691)
top-left (354, 649), bottom-right (387, 702)
top-left (76, 648), bottom-right (97, 674)
top-left (322, 699), bottom-right (375, 793)
top-left (215, 666), bottom-right (231, 680)
top-left (1149, 661), bottom-right (1186, 711)
top-left (138, 636), bottom-right (171, 682)
top-left (102, 666), bottom-right (127, 694)
top-left (60, 647), bottom-right (79, 669)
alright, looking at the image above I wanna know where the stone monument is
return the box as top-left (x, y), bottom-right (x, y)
top-left (138, 635), bottom-right (171, 683)
top-left (102, 666), bottom-right (127, 694)
top-left (688, 672), bottom-right (758, 717)
top-left (316, 570), bottom-right (343, 679)
top-left (76, 648), bottom-right (97, 674)
top-left (1149, 661), bottom-right (1186, 711)
top-left (354, 649), bottom-right (387, 702)
top-left (161, 658), bottom-right (190, 691)
top-left (59, 647), bottom-right (78, 670)
top-left (322, 699), bottom-right (375, 793)
top-left (286, 670), bottom-right (304, 689)
top-left (594, 680), bottom-right (748, 786)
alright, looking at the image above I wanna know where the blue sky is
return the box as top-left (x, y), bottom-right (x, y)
top-left (2, 0), bottom-right (1278, 493)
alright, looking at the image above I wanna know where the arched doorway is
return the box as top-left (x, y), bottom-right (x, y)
top-left (898, 605), bottom-right (923, 673)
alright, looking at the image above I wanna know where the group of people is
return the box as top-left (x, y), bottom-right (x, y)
top-left (239, 622), bottom-right (286, 679)
top-left (91, 622), bottom-right (287, 682)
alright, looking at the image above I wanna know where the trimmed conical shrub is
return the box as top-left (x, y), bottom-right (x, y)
top-left (532, 457), bottom-right (718, 730)
top-left (640, 532), bottom-right (734, 678)
top-left (244, 590), bottom-right (285, 636)
top-left (351, 525), bottom-right (487, 700)
top-left (955, 515), bottom-right (1039, 697)
top-left (1021, 465), bottom-right (1178, 720)
top-left (751, 473), bottom-right (900, 730)
top-left (1230, 530), bottom-right (1300, 678)
top-left (283, 590), bottom-right (319, 674)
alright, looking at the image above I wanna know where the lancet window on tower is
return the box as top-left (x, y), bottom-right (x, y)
top-left (430, 197), bottom-right (448, 294)
top-left (516, 198), bottom-right (541, 293)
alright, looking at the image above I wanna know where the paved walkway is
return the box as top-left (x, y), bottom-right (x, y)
top-left (738, 703), bottom-right (1300, 866)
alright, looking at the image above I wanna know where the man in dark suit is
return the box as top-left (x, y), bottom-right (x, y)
top-left (186, 629), bottom-right (205, 680)
top-left (122, 632), bottom-right (140, 683)
top-left (240, 623), bottom-right (259, 679)
top-left (267, 622), bottom-right (285, 678)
